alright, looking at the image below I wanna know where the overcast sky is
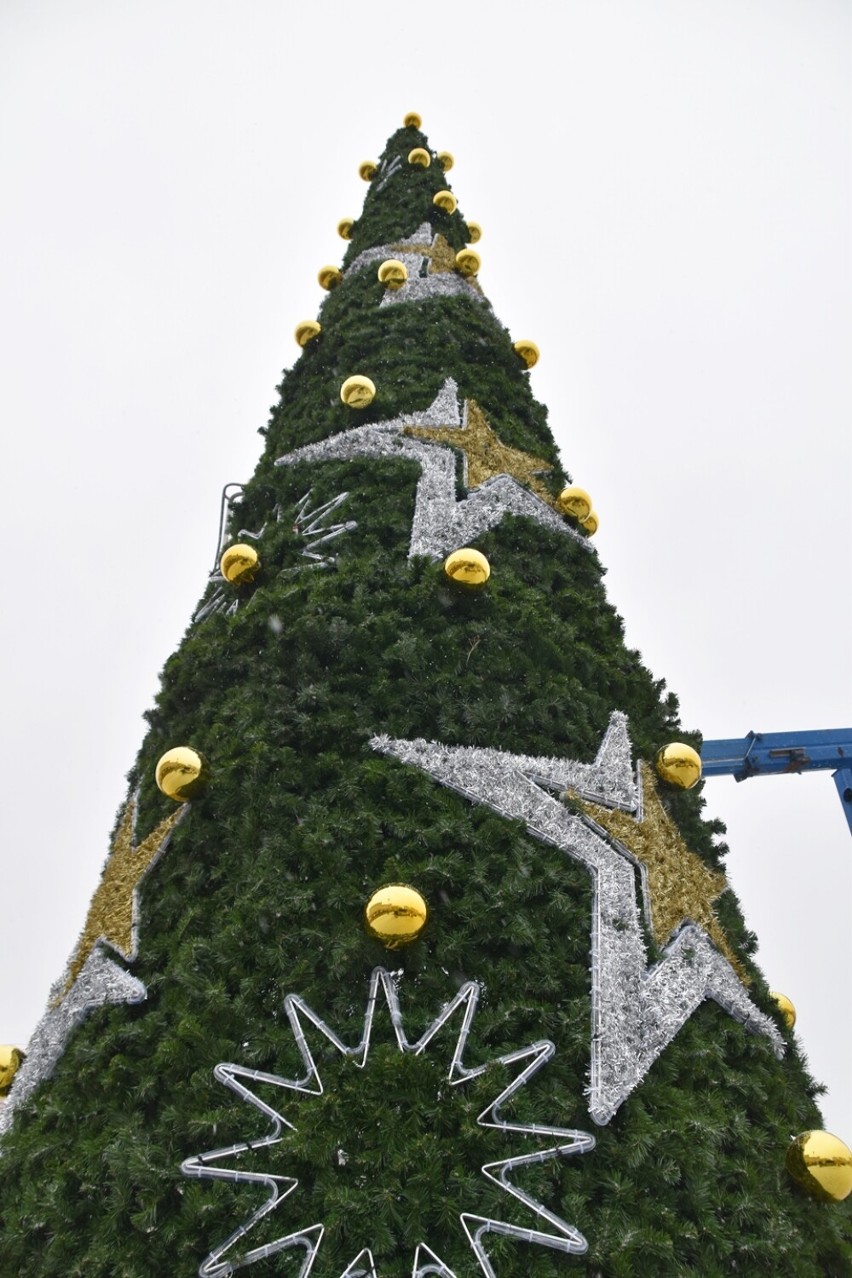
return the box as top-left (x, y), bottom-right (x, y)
top-left (1, 1), bottom-right (849, 1141)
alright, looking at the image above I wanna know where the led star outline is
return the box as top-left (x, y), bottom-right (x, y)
top-left (182, 967), bottom-right (594, 1278)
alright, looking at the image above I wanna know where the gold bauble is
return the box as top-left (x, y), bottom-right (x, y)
top-left (443, 547), bottom-right (491, 587)
top-left (337, 218), bottom-right (355, 240)
top-left (220, 543), bottom-right (261, 586)
top-left (466, 221), bottom-right (482, 243)
top-left (513, 339), bottom-right (539, 369)
top-left (557, 486), bottom-right (592, 520)
top-left (786, 1131), bottom-right (852, 1203)
top-left (359, 160), bottom-right (378, 181)
top-left (155, 747), bottom-right (208, 803)
top-left (365, 884), bottom-right (428, 948)
top-left (433, 189), bottom-right (457, 214)
top-left (408, 147), bottom-right (431, 168)
top-left (656, 742), bottom-right (703, 790)
top-left (437, 150), bottom-right (454, 172)
top-left (770, 991), bottom-right (797, 1029)
top-left (582, 511), bottom-right (599, 536)
top-left (318, 265), bottom-right (343, 291)
top-left (0, 1046), bottom-right (24, 1095)
top-left (454, 248), bottom-right (480, 278)
top-left (403, 111), bottom-right (422, 128)
top-left (340, 375), bottom-right (376, 409)
top-left (377, 258), bottom-right (408, 290)
top-left (294, 319), bottom-right (321, 347)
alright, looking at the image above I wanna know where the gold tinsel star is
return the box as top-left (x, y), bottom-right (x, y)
top-left (59, 798), bottom-right (183, 1000)
top-left (390, 232), bottom-right (456, 275)
top-left (405, 399), bottom-right (556, 507)
top-left (575, 762), bottom-right (745, 980)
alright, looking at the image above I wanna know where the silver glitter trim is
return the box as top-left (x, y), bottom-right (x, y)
top-left (370, 714), bottom-right (784, 1126)
top-left (380, 272), bottom-right (485, 309)
top-left (0, 949), bottom-right (147, 1136)
top-left (346, 223), bottom-right (434, 276)
top-left (345, 223), bottom-right (485, 311)
top-left (275, 382), bottom-right (589, 560)
top-left (182, 968), bottom-right (592, 1276)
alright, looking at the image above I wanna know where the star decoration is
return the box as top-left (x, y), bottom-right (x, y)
top-left (573, 762), bottom-right (744, 979)
top-left (59, 798), bottom-right (183, 1000)
top-left (344, 224), bottom-right (485, 309)
top-left (390, 230), bottom-right (457, 275)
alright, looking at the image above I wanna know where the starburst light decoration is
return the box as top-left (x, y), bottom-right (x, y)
top-left (182, 967), bottom-right (594, 1277)
top-left (346, 222), bottom-right (485, 308)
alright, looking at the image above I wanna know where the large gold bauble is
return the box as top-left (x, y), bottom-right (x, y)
top-left (513, 339), bottom-right (539, 368)
top-left (337, 218), bottom-right (354, 240)
top-left (785, 1131), bottom-right (852, 1203)
top-left (365, 884), bottom-right (428, 948)
top-left (359, 160), bottom-right (377, 181)
top-left (403, 111), bottom-right (422, 128)
top-left (155, 747), bottom-right (208, 803)
top-left (433, 190), bottom-right (457, 214)
top-left (377, 258), bottom-right (408, 290)
top-left (0, 1046), bottom-right (24, 1095)
top-left (656, 742), bottom-right (703, 790)
top-left (466, 221), bottom-right (482, 243)
top-left (582, 511), bottom-right (599, 536)
top-left (443, 547), bottom-right (491, 587)
top-left (408, 147), bottom-right (431, 168)
top-left (454, 248), bottom-right (480, 278)
top-left (220, 543), bottom-right (261, 586)
top-left (770, 991), bottom-right (797, 1029)
top-left (557, 486), bottom-right (592, 520)
top-left (318, 265), bottom-right (343, 291)
top-left (340, 375), bottom-right (376, 409)
top-left (437, 150), bottom-right (454, 172)
top-left (294, 319), bottom-right (321, 347)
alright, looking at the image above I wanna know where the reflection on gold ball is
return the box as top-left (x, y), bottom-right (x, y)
top-left (408, 147), bottom-right (431, 168)
top-left (466, 221), bottom-right (482, 243)
top-left (444, 547), bottom-right (490, 587)
top-left (786, 1131), bottom-right (852, 1202)
top-left (377, 259), bottom-right (408, 290)
top-left (337, 218), bottom-right (355, 240)
top-left (220, 543), bottom-right (261, 586)
top-left (0, 1046), bottom-right (24, 1096)
top-left (359, 161), bottom-right (378, 181)
top-left (433, 190), bottom-right (457, 214)
top-left (365, 884), bottom-right (428, 948)
top-left (582, 511), bottom-right (599, 536)
top-left (557, 486), bottom-right (592, 520)
top-left (155, 747), bottom-right (208, 803)
top-left (454, 249), bottom-right (480, 278)
top-left (770, 991), bottom-right (797, 1029)
top-left (294, 319), bottom-right (321, 347)
top-left (437, 151), bottom-right (454, 172)
top-left (656, 743), bottom-right (703, 790)
top-left (340, 375), bottom-right (376, 409)
top-left (403, 111), bottom-right (422, 128)
top-left (513, 339), bottom-right (539, 368)
top-left (318, 265), bottom-right (343, 291)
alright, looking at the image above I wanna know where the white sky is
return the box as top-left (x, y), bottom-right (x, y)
top-left (1, 1), bottom-right (849, 1141)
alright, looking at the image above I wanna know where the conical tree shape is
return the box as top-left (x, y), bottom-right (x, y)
top-left (1, 121), bottom-right (849, 1278)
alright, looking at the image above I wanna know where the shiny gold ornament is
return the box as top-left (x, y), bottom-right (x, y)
top-left (365, 884), bottom-right (428, 948)
top-left (770, 991), bottom-right (797, 1029)
top-left (403, 111), bottom-right (422, 128)
top-left (432, 189), bottom-right (457, 214)
top-left (294, 319), bottom-right (321, 347)
top-left (437, 150), bottom-right (454, 172)
top-left (785, 1131), bottom-right (852, 1203)
top-left (220, 543), bottom-right (261, 586)
top-left (443, 547), bottom-right (491, 587)
top-left (408, 147), bottom-right (431, 168)
top-left (0, 1046), bottom-right (24, 1096)
top-left (513, 339), bottom-right (540, 368)
top-left (557, 486), bottom-right (592, 521)
top-left (318, 265), bottom-right (343, 291)
top-left (582, 511), bottom-right (599, 536)
top-left (656, 742), bottom-right (703, 790)
top-left (455, 248), bottom-right (480, 277)
top-left (340, 375), bottom-right (376, 409)
top-left (359, 160), bottom-right (378, 181)
top-left (377, 258), bottom-right (408, 290)
top-left (466, 221), bottom-right (482, 243)
top-left (337, 218), bottom-right (355, 240)
top-left (155, 747), bottom-right (209, 803)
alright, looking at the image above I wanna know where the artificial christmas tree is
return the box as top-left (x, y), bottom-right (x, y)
top-left (1, 116), bottom-right (849, 1278)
